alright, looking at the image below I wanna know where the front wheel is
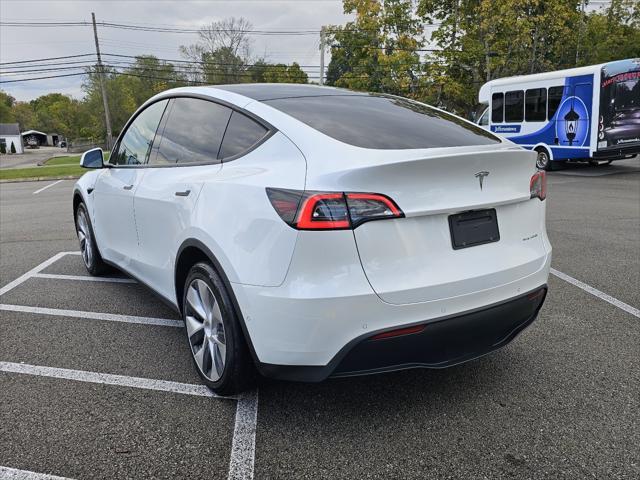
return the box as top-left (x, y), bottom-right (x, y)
top-left (183, 262), bottom-right (255, 395)
top-left (75, 202), bottom-right (107, 275)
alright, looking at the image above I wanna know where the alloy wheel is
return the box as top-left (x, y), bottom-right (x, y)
top-left (185, 278), bottom-right (227, 381)
top-left (76, 209), bottom-right (93, 268)
top-left (536, 151), bottom-right (550, 170)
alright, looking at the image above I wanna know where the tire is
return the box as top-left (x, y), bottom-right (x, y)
top-left (75, 202), bottom-right (108, 276)
top-left (182, 262), bottom-right (255, 395)
top-left (535, 148), bottom-right (552, 171)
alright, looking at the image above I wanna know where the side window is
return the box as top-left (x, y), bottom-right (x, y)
top-left (491, 93), bottom-right (504, 123)
top-left (111, 100), bottom-right (168, 165)
top-left (525, 88), bottom-right (547, 122)
top-left (505, 90), bottom-right (524, 122)
top-left (547, 86), bottom-right (564, 120)
top-left (150, 97), bottom-right (232, 165)
top-left (218, 111), bottom-right (268, 160)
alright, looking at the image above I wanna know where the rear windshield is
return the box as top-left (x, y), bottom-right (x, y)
top-left (264, 94), bottom-right (500, 149)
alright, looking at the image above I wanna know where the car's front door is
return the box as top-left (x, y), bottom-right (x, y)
top-left (133, 97), bottom-right (232, 301)
top-left (92, 99), bottom-right (168, 268)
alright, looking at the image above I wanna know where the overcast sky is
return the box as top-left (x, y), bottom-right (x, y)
top-left (0, 0), bottom-right (353, 101)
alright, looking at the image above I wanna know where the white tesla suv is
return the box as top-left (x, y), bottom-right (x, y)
top-left (73, 84), bottom-right (551, 395)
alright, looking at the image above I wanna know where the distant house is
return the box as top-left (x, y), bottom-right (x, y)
top-left (0, 123), bottom-right (23, 154)
top-left (21, 130), bottom-right (62, 147)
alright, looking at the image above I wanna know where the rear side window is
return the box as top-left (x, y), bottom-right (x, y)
top-left (265, 95), bottom-right (499, 149)
top-left (111, 100), bottom-right (168, 165)
top-left (505, 90), bottom-right (524, 122)
top-left (547, 86), bottom-right (564, 120)
top-left (150, 98), bottom-right (232, 165)
top-left (491, 93), bottom-right (504, 123)
top-left (525, 88), bottom-right (547, 122)
top-left (219, 111), bottom-right (268, 160)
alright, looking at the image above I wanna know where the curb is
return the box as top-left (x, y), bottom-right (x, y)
top-left (0, 175), bottom-right (81, 184)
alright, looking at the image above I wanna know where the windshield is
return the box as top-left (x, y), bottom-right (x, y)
top-left (265, 94), bottom-right (501, 150)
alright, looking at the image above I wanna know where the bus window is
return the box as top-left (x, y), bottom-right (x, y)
top-left (505, 90), bottom-right (524, 122)
top-left (492, 93), bottom-right (504, 123)
top-left (525, 88), bottom-right (547, 121)
top-left (548, 86), bottom-right (564, 120)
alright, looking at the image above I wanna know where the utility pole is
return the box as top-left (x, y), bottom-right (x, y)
top-left (91, 12), bottom-right (113, 150)
top-left (319, 27), bottom-right (326, 86)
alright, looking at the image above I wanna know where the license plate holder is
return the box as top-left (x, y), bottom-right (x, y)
top-left (448, 209), bottom-right (500, 250)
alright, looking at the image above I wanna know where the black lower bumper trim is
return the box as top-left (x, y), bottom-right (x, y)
top-left (593, 144), bottom-right (640, 160)
top-left (257, 285), bottom-right (547, 382)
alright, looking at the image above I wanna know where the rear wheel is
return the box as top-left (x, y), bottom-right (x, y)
top-left (535, 148), bottom-right (552, 170)
top-left (75, 202), bottom-right (107, 275)
top-left (183, 262), bottom-right (255, 395)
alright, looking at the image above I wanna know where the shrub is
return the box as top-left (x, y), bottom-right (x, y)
top-left (10, 141), bottom-right (16, 154)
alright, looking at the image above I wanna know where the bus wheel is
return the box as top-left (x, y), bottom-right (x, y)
top-left (535, 148), bottom-right (551, 170)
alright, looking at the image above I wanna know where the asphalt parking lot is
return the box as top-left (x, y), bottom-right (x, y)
top-left (1, 158), bottom-right (639, 480)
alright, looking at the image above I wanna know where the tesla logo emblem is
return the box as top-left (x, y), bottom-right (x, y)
top-left (475, 171), bottom-right (490, 190)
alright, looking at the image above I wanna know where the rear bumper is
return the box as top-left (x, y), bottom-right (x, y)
top-left (257, 285), bottom-right (547, 382)
top-left (593, 143), bottom-right (640, 160)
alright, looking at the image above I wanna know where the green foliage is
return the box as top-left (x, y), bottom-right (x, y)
top-left (0, 142), bottom-right (6, 154)
top-left (250, 62), bottom-right (309, 83)
top-left (0, 91), bottom-right (16, 123)
top-left (10, 141), bottom-right (16, 154)
top-left (327, 0), bottom-right (423, 97)
top-left (578, 0), bottom-right (640, 65)
top-left (0, 164), bottom-right (85, 181)
top-left (327, 0), bottom-right (640, 116)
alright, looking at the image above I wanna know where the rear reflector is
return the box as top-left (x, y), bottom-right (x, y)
top-left (530, 171), bottom-right (547, 201)
top-left (370, 324), bottom-right (426, 340)
top-left (266, 188), bottom-right (404, 230)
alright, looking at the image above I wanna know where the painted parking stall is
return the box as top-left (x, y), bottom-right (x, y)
top-left (0, 251), bottom-right (257, 480)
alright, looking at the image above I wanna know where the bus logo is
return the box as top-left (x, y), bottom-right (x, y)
top-left (475, 171), bottom-right (490, 190)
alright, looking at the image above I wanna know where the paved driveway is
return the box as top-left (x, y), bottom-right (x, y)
top-left (0, 146), bottom-right (68, 169)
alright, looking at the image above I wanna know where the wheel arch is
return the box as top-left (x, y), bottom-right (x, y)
top-left (174, 239), bottom-right (260, 364)
top-left (72, 189), bottom-right (85, 226)
top-left (532, 143), bottom-right (553, 160)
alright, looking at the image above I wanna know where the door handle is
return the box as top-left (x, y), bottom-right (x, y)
top-left (175, 190), bottom-right (191, 197)
top-left (123, 185), bottom-right (134, 190)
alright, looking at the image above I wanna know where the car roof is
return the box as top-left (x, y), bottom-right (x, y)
top-left (211, 83), bottom-right (365, 101)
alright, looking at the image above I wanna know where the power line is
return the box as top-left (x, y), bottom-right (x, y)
top-left (0, 53), bottom-right (96, 66)
top-left (0, 71), bottom-right (94, 84)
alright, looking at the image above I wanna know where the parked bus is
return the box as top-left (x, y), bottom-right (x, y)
top-left (477, 58), bottom-right (640, 170)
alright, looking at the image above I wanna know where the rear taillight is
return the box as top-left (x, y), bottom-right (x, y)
top-left (530, 171), bottom-right (547, 201)
top-left (266, 188), bottom-right (404, 230)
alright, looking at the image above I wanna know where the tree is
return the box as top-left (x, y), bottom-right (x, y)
top-left (0, 142), bottom-right (6, 154)
top-left (327, 0), bottom-right (423, 97)
top-left (417, 0), bottom-right (640, 115)
top-left (0, 91), bottom-right (16, 123)
top-left (12, 102), bottom-right (36, 131)
top-left (577, 0), bottom-right (640, 66)
top-left (10, 141), bottom-right (16, 154)
top-left (180, 17), bottom-right (254, 83)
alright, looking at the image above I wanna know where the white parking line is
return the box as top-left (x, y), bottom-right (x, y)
top-left (0, 361), bottom-right (228, 399)
top-left (32, 180), bottom-right (64, 195)
top-left (0, 251), bottom-right (259, 480)
top-left (0, 252), bottom-right (74, 296)
top-left (228, 390), bottom-right (259, 480)
top-left (32, 273), bottom-right (137, 284)
top-left (0, 466), bottom-right (74, 480)
top-left (0, 304), bottom-right (183, 328)
top-left (551, 268), bottom-right (640, 318)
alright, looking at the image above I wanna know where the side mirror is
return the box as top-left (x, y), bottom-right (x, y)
top-left (80, 148), bottom-right (104, 169)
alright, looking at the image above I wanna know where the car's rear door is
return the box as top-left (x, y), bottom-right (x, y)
top-left (92, 99), bottom-right (168, 267)
top-left (133, 97), bottom-right (232, 301)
